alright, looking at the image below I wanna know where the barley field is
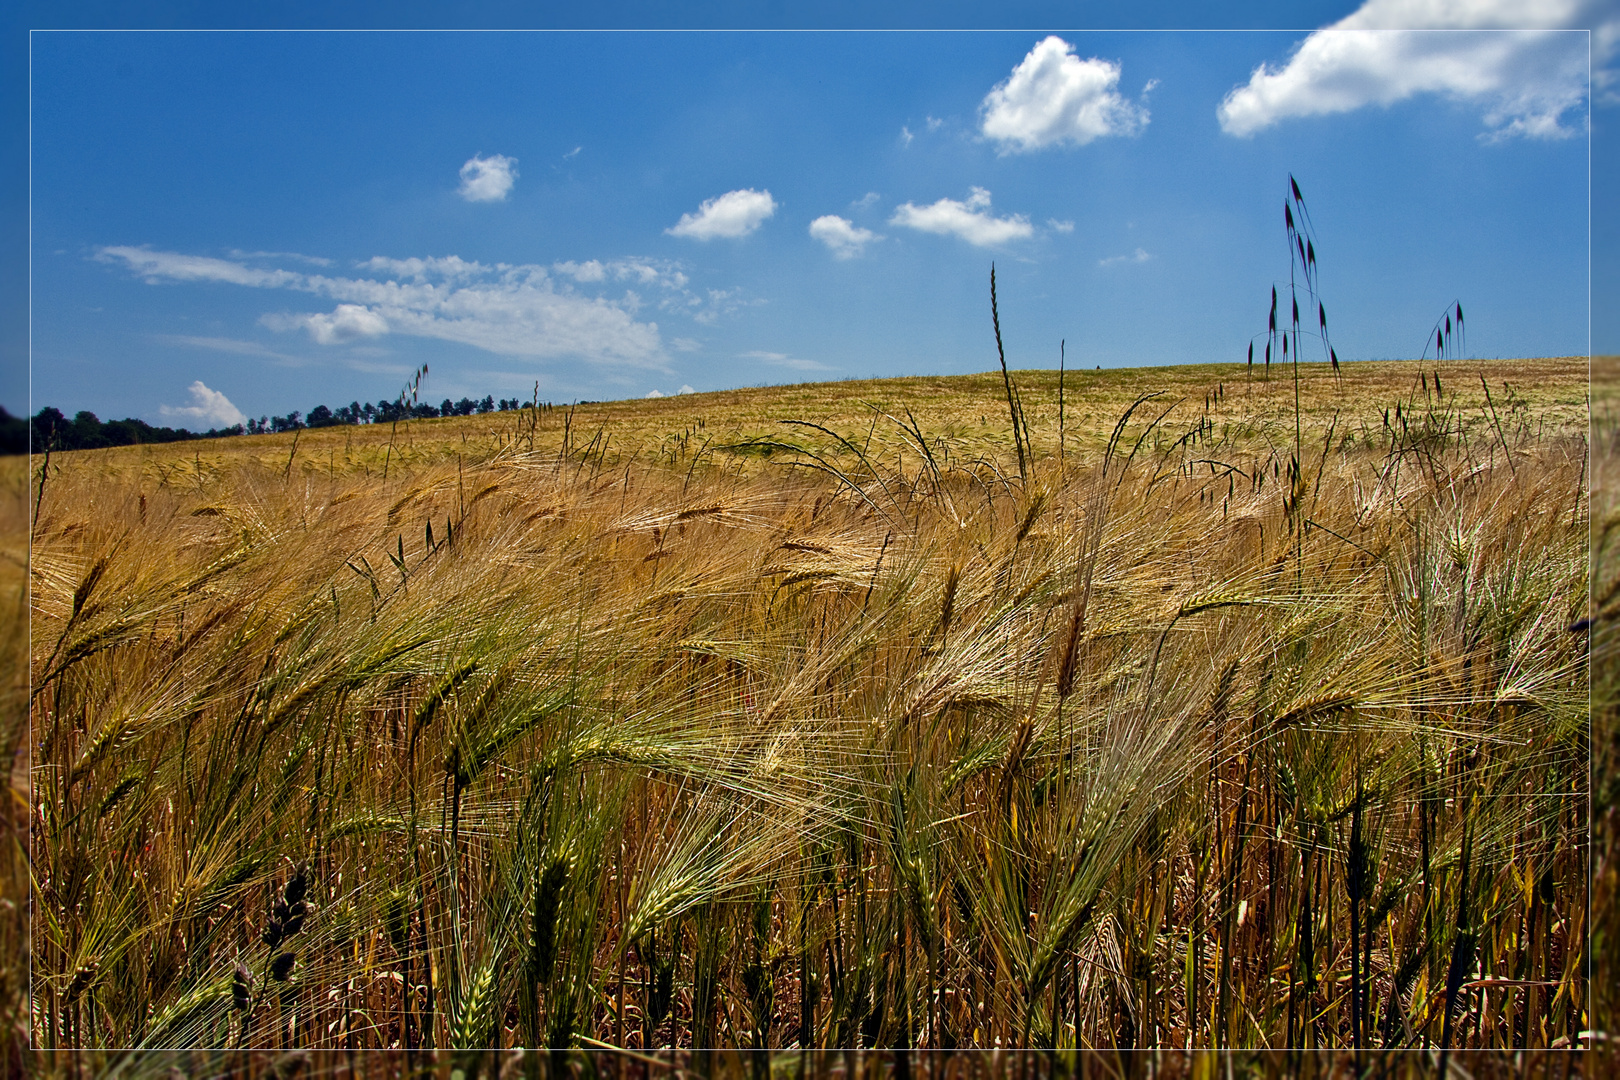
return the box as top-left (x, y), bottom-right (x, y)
top-left (11, 355), bottom-right (1603, 1071)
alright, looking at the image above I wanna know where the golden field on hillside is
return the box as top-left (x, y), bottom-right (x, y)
top-left (6, 355), bottom-right (1607, 1074)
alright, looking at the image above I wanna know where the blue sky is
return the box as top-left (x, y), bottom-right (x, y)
top-left (12, 3), bottom-right (1616, 426)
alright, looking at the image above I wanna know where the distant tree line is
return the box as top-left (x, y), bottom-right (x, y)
top-left (4, 397), bottom-right (553, 455)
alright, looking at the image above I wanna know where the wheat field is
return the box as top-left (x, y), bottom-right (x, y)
top-left (10, 355), bottom-right (1601, 1074)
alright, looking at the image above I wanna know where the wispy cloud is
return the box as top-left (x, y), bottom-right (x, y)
top-left (458, 153), bottom-right (519, 201)
top-left (809, 215), bottom-right (881, 259)
top-left (98, 246), bottom-right (697, 369)
top-left (1098, 247), bottom-right (1151, 267)
top-left (227, 249), bottom-right (333, 267)
top-left (889, 187), bottom-right (1033, 247)
top-left (552, 258), bottom-right (689, 289)
top-left (563, 146), bottom-right (582, 159)
top-left (1048, 218), bottom-right (1076, 234)
top-left (97, 246), bottom-right (301, 288)
top-left (152, 334), bottom-right (305, 364)
top-left (159, 380), bottom-right (246, 428)
top-left (667, 189), bottom-right (777, 240)
top-left (1218, 1), bottom-right (1604, 141)
top-left (741, 350), bottom-right (834, 372)
top-left (853, 192), bottom-right (881, 209)
top-left (981, 37), bottom-right (1151, 153)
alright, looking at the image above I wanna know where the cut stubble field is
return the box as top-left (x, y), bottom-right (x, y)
top-left (7, 355), bottom-right (1604, 1070)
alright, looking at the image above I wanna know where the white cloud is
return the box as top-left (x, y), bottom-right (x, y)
top-left (1048, 218), bottom-right (1076, 233)
top-left (741, 350), bottom-right (834, 372)
top-left (1098, 247), bottom-right (1152, 267)
top-left (809, 215), bottom-right (881, 259)
top-left (563, 146), bottom-right (582, 159)
top-left (227, 249), bottom-right (333, 267)
top-left (1218, 1), bottom-right (1605, 140)
top-left (95, 246), bottom-right (300, 288)
top-left (553, 259), bottom-right (607, 283)
top-left (926, 115), bottom-right (945, 131)
top-left (981, 37), bottom-right (1151, 153)
top-left (357, 255), bottom-right (485, 281)
top-left (853, 192), bottom-right (881, 209)
top-left (889, 187), bottom-right (1034, 247)
top-left (899, 126), bottom-right (915, 147)
top-left (677, 384), bottom-right (696, 394)
top-left (553, 258), bottom-right (689, 290)
top-left (646, 389), bottom-right (665, 398)
top-left (296, 304), bottom-right (390, 345)
top-left (100, 246), bottom-right (675, 369)
top-left (458, 153), bottom-right (519, 202)
top-left (159, 380), bottom-right (246, 429)
top-left (671, 337), bottom-right (701, 352)
top-left (667, 189), bottom-right (777, 240)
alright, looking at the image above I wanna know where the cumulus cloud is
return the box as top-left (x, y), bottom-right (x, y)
top-left (809, 215), bottom-right (881, 259)
top-left (159, 380), bottom-right (246, 428)
top-left (889, 187), bottom-right (1034, 247)
top-left (1098, 247), bottom-right (1152, 267)
top-left (645, 389), bottom-right (665, 398)
top-left (667, 189), bottom-right (777, 240)
top-left (677, 384), bottom-right (696, 394)
top-left (1218, 0), bottom-right (1606, 141)
top-left (981, 37), bottom-right (1151, 152)
top-left (97, 246), bottom-right (693, 369)
top-left (297, 304), bottom-right (390, 344)
top-left (458, 153), bottom-right (519, 202)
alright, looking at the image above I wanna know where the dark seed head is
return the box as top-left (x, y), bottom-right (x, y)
top-left (270, 951), bottom-right (296, 982)
top-left (65, 963), bottom-right (98, 1004)
top-left (232, 963), bottom-right (252, 1010)
top-left (286, 862), bottom-right (310, 905)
